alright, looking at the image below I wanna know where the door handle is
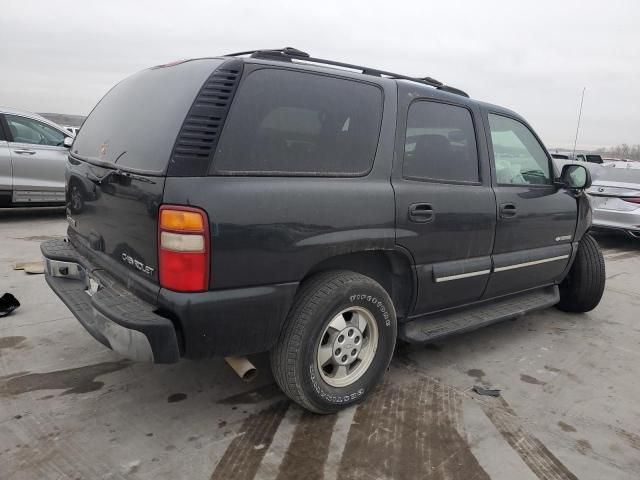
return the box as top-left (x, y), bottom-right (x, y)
top-left (500, 203), bottom-right (517, 218)
top-left (409, 203), bottom-right (434, 223)
top-left (14, 149), bottom-right (36, 155)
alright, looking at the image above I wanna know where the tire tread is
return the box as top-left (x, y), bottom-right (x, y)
top-left (271, 270), bottom-right (392, 413)
top-left (557, 233), bottom-right (605, 313)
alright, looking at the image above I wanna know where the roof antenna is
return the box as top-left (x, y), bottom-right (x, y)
top-left (572, 87), bottom-right (586, 158)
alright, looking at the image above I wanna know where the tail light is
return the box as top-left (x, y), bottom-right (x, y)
top-left (621, 197), bottom-right (640, 205)
top-left (158, 205), bottom-right (209, 292)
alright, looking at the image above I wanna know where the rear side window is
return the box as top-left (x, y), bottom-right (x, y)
top-left (403, 101), bottom-right (479, 183)
top-left (212, 69), bottom-right (383, 176)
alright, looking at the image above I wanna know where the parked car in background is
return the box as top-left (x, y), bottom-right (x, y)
top-left (588, 167), bottom-right (640, 239)
top-left (549, 151), bottom-right (603, 164)
top-left (576, 153), bottom-right (603, 164)
top-left (603, 160), bottom-right (640, 170)
top-left (63, 126), bottom-right (81, 136)
top-left (0, 106), bottom-right (74, 206)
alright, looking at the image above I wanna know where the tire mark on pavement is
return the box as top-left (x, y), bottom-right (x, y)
top-left (274, 410), bottom-right (339, 480)
top-left (336, 379), bottom-right (490, 480)
top-left (210, 401), bottom-right (289, 480)
top-left (479, 397), bottom-right (578, 480)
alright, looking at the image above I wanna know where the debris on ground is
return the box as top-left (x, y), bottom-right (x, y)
top-left (472, 385), bottom-right (501, 397)
top-left (0, 293), bottom-right (20, 317)
top-left (13, 261), bottom-right (45, 274)
top-left (24, 262), bottom-right (45, 274)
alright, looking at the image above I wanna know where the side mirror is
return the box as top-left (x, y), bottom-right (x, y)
top-left (560, 164), bottom-right (591, 190)
top-left (63, 137), bottom-right (74, 148)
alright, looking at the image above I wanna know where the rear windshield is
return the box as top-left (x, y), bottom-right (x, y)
top-left (586, 155), bottom-right (603, 164)
top-left (211, 68), bottom-right (383, 176)
top-left (72, 59), bottom-right (222, 174)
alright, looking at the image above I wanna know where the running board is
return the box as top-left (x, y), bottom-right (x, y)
top-left (399, 285), bottom-right (560, 344)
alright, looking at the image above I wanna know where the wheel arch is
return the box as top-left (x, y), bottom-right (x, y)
top-left (298, 248), bottom-right (416, 321)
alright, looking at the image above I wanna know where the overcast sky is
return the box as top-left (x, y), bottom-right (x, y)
top-left (1, 0), bottom-right (638, 149)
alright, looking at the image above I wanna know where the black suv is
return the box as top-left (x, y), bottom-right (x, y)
top-left (42, 48), bottom-right (605, 413)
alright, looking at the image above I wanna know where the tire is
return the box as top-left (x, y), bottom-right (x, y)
top-left (556, 233), bottom-right (605, 313)
top-left (271, 270), bottom-right (397, 414)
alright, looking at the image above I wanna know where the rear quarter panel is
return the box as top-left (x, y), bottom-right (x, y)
top-left (162, 79), bottom-right (398, 290)
top-left (162, 176), bottom-right (396, 289)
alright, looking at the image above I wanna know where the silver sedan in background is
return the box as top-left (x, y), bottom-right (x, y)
top-left (0, 106), bottom-right (74, 207)
top-left (552, 158), bottom-right (640, 239)
top-left (587, 166), bottom-right (640, 239)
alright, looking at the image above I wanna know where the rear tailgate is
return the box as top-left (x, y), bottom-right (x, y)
top-left (65, 58), bottom-right (224, 300)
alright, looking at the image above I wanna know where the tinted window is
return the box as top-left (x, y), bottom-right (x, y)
top-left (403, 101), bottom-right (479, 182)
top-left (213, 69), bottom-right (383, 176)
top-left (586, 155), bottom-right (603, 164)
top-left (6, 115), bottom-right (65, 146)
top-left (488, 114), bottom-right (551, 185)
top-left (73, 59), bottom-right (222, 173)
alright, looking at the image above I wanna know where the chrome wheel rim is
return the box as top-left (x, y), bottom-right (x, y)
top-left (316, 306), bottom-right (379, 388)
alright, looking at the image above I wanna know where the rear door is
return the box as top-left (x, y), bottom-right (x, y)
top-left (5, 114), bottom-right (69, 203)
top-left (393, 91), bottom-right (496, 314)
top-left (483, 111), bottom-right (577, 298)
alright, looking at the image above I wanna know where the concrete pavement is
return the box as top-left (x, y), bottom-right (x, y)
top-left (1, 209), bottom-right (639, 479)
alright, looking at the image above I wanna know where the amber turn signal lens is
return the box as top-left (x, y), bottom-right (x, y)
top-left (160, 209), bottom-right (205, 232)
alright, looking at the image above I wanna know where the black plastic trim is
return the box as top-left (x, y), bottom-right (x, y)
top-left (167, 59), bottom-right (244, 176)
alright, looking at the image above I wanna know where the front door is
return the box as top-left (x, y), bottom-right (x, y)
top-left (4, 114), bottom-right (69, 203)
top-left (393, 95), bottom-right (496, 315)
top-left (483, 111), bottom-right (577, 298)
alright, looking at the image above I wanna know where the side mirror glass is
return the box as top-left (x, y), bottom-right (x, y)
top-left (560, 164), bottom-right (591, 190)
top-left (63, 136), bottom-right (74, 148)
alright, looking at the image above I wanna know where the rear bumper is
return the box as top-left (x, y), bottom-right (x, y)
top-left (41, 239), bottom-right (180, 363)
top-left (591, 207), bottom-right (640, 238)
top-left (42, 238), bottom-right (299, 361)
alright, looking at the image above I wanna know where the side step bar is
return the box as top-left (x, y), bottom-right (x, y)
top-left (399, 285), bottom-right (560, 344)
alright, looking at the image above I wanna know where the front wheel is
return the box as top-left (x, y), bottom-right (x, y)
top-left (270, 271), bottom-right (397, 414)
top-left (556, 233), bottom-right (605, 313)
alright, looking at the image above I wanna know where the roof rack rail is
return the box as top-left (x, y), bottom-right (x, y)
top-left (225, 47), bottom-right (469, 98)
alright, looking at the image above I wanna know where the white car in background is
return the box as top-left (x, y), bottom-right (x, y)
top-left (63, 125), bottom-right (81, 136)
top-left (587, 167), bottom-right (640, 239)
top-left (0, 106), bottom-right (74, 206)
top-left (551, 158), bottom-right (640, 239)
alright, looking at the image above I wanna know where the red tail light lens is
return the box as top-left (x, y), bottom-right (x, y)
top-left (158, 205), bottom-right (209, 292)
top-left (621, 197), bottom-right (640, 205)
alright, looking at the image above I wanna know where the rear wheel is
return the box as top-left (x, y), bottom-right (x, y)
top-left (556, 233), bottom-right (605, 313)
top-left (270, 271), bottom-right (397, 414)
